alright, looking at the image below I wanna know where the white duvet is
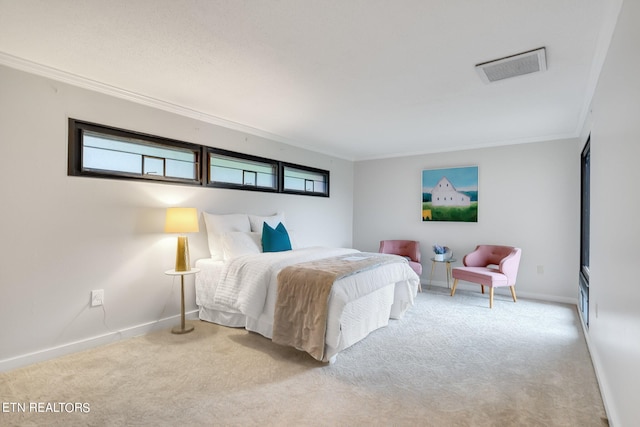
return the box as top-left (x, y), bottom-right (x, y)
top-left (195, 247), bottom-right (420, 357)
top-left (210, 247), bottom-right (359, 319)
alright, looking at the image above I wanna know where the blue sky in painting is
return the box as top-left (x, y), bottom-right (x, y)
top-left (422, 166), bottom-right (478, 192)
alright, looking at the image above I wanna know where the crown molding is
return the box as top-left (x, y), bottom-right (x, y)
top-left (0, 51), bottom-right (321, 154)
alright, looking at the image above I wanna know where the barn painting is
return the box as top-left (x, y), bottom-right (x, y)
top-left (422, 166), bottom-right (478, 222)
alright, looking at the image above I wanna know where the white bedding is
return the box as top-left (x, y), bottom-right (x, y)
top-left (195, 246), bottom-right (420, 361)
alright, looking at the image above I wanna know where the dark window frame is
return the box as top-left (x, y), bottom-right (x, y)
top-left (68, 118), bottom-right (330, 197)
top-left (580, 137), bottom-right (590, 279)
top-left (579, 136), bottom-right (590, 328)
top-left (68, 119), bottom-right (202, 186)
top-left (280, 162), bottom-right (330, 197)
top-left (206, 147), bottom-right (279, 193)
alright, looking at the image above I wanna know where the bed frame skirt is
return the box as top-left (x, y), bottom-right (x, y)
top-left (198, 281), bottom-right (414, 362)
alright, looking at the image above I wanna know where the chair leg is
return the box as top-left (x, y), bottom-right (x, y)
top-left (481, 285), bottom-right (485, 294)
top-left (510, 286), bottom-right (517, 302)
top-left (489, 287), bottom-right (494, 309)
top-left (450, 279), bottom-right (458, 296)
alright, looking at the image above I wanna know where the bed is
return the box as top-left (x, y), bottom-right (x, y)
top-left (195, 212), bottom-right (420, 362)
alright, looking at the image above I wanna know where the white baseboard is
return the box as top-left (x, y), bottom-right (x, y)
top-left (1, 283), bottom-right (579, 373)
top-left (423, 281), bottom-right (578, 305)
top-left (578, 310), bottom-right (616, 426)
top-left (420, 279), bottom-right (453, 290)
top-left (0, 310), bottom-right (199, 373)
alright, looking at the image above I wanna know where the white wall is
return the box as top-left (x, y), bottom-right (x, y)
top-left (353, 139), bottom-right (580, 302)
top-left (584, 0), bottom-right (640, 424)
top-left (0, 65), bottom-right (354, 370)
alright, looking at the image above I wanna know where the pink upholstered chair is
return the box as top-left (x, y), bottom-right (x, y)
top-left (450, 245), bottom-right (521, 308)
top-left (379, 240), bottom-right (422, 286)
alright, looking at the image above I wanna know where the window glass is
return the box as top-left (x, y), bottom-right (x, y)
top-left (82, 131), bottom-right (196, 179)
top-left (282, 165), bottom-right (329, 196)
top-left (143, 156), bottom-right (165, 176)
top-left (208, 151), bottom-right (277, 190)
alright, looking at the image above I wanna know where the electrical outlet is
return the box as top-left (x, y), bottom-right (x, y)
top-left (91, 289), bottom-right (104, 307)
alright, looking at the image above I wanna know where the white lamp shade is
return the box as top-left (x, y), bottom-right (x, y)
top-left (165, 207), bottom-right (199, 234)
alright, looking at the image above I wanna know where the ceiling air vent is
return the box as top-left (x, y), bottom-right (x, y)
top-left (475, 47), bottom-right (546, 83)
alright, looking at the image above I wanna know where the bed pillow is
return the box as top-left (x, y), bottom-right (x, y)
top-left (202, 212), bottom-right (251, 260)
top-left (262, 222), bottom-right (292, 252)
top-left (220, 232), bottom-right (262, 260)
top-left (249, 212), bottom-right (286, 233)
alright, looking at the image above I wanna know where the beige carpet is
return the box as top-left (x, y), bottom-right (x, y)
top-left (1, 287), bottom-right (607, 426)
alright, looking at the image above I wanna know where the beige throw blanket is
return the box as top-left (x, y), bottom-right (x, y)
top-left (273, 253), bottom-right (402, 361)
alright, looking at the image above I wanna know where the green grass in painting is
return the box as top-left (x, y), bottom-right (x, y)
top-left (422, 202), bottom-right (478, 222)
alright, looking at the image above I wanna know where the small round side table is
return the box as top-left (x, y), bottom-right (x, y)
top-left (164, 268), bottom-right (200, 334)
top-left (429, 258), bottom-right (457, 289)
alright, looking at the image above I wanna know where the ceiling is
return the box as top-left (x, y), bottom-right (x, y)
top-left (0, 1), bottom-right (621, 161)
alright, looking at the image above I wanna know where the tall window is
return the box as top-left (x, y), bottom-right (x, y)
top-left (580, 137), bottom-right (590, 327)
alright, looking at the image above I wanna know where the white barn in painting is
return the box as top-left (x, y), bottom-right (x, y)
top-left (431, 177), bottom-right (470, 207)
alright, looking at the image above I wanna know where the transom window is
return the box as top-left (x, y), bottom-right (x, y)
top-left (68, 119), bottom-right (200, 185)
top-left (208, 149), bottom-right (278, 191)
top-left (282, 164), bottom-right (329, 195)
top-left (82, 131), bottom-right (197, 179)
top-left (68, 119), bottom-right (329, 197)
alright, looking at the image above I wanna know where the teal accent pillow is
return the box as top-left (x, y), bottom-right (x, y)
top-left (262, 222), bottom-right (292, 252)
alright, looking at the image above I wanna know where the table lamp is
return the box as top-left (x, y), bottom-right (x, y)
top-left (165, 207), bottom-right (199, 272)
